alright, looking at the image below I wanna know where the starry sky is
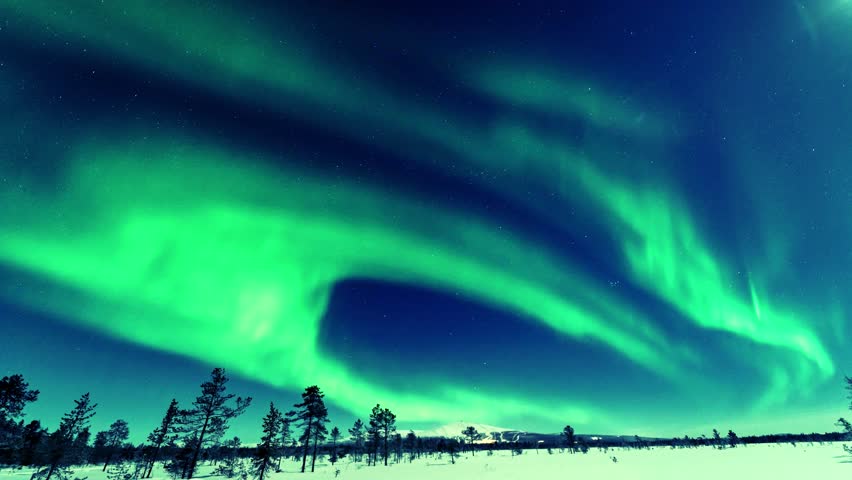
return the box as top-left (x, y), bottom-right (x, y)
top-left (0, 0), bottom-right (850, 442)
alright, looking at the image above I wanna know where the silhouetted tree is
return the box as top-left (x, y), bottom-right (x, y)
top-left (403, 431), bottom-right (417, 463)
top-left (182, 368), bottom-right (251, 479)
top-left (712, 429), bottom-right (722, 449)
top-left (562, 425), bottom-right (575, 453)
top-left (99, 419), bottom-right (130, 471)
top-left (368, 404), bottom-right (396, 466)
top-left (252, 403), bottom-right (282, 480)
top-left (274, 414), bottom-right (291, 472)
top-left (19, 420), bottom-right (46, 466)
top-left (446, 438), bottom-right (460, 464)
top-left (392, 433), bottom-right (402, 464)
top-left (144, 399), bottom-right (180, 478)
top-left (329, 427), bottom-right (340, 465)
top-left (0, 374), bottom-right (39, 452)
top-left (293, 385), bottom-right (329, 473)
top-left (34, 393), bottom-right (97, 480)
top-left (69, 427), bottom-right (91, 466)
top-left (727, 430), bottom-right (739, 448)
top-left (252, 402), bottom-right (284, 480)
top-left (462, 426), bottom-right (481, 456)
top-left (214, 437), bottom-right (242, 478)
top-left (348, 419), bottom-right (365, 462)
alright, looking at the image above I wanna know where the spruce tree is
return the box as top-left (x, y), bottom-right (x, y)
top-left (252, 403), bottom-right (282, 480)
top-left (292, 386), bottom-right (329, 473)
top-left (182, 368), bottom-right (252, 479)
top-left (144, 399), bottom-right (180, 478)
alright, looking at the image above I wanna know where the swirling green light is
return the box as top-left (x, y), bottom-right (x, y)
top-left (0, 0), bottom-right (834, 413)
top-left (0, 136), bottom-right (686, 426)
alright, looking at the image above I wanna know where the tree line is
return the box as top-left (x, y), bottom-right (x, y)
top-left (2, 371), bottom-right (850, 479)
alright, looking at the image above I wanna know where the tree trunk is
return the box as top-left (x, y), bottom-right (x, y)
top-left (146, 442), bottom-right (163, 478)
top-left (103, 451), bottom-right (112, 472)
top-left (383, 432), bottom-right (388, 466)
top-left (310, 429), bottom-right (319, 473)
top-left (300, 416), bottom-right (313, 473)
top-left (187, 416), bottom-right (210, 479)
top-left (44, 463), bottom-right (56, 480)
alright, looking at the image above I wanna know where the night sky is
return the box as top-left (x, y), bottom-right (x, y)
top-left (1, 1), bottom-right (850, 442)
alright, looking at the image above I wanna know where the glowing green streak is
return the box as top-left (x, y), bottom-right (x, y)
top-left (749, 278), bottom-right (763, 321)
top-left (0, 0), bottom-right (833, 404)
top-left (470, 64), bottom-right (668, 137)
top-left (479, 121), bottom-right (835, 385)
top-left (0, 137), bottom-right (683, 425)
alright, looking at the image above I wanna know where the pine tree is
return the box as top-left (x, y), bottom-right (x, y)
top-left (144, 399), bottom-right (180, 478)
top-left (34, 393), bottom-right (97, 480)
top-left (182, 368), bottom-right (252, 479)
top-left (727, 430), bottom-right (739, 448)
top-left (461, 426), bottom-right (481, 456)
top-left (252, 403), bottom-right (282, 480)
top-left (328, 427), bottom-right (340, 466)
top-left (0, 374), bottom-right (40, 451)
top-left (214, 437), bottom-right (242, 478)
top-left (274, 415), bottom-right (291, 472)
top-left (403, 431), bottom-right (417, 463)
top-left (712, 429), bottom-right (722, 449)
top-left (561, 425), bottom-right (575, 453)
top-left (19, 420), bottom-right (46, 466)
top-left (446, 439), bottom-right (460, 464)
top-left (100, 419), bottom-right (130, 471)
top-left (69, 427), bottom-right (91, 466)
top-left (292, 386), bottom-right (329, 473)
top-left (368, 404), bottom-right (395, 466)
top-left (348, 419), bottom-right (365, 463)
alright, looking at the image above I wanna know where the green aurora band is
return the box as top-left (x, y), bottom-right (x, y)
top-left (0, 137), bottom-right (690, 426)
top-left (0, 0), bottom-right (837, 419)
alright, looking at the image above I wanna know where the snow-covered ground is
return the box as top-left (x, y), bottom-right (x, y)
top-left (2, 443), bottom-right (849, 480)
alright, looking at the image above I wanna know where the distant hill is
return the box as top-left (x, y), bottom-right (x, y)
top-left (407, 422), bottom-right (664, 444)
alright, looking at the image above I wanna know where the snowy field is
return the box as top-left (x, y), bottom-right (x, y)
top-left (2, 443), bottom-right (849, 480)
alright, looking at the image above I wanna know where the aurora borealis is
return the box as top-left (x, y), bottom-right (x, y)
top-left (0, 1), bottom-right (850, 440)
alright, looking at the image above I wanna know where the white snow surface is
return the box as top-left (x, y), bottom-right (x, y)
top-left (2, 443), bottom-right (849, 480)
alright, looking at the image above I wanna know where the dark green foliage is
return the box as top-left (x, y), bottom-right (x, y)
top-left (99, 419), bottom-right (130, 471)
top-left (0, 374), bottom-right (40, 459)
top-left (328, 427), bottom-right (340, 465)
top-left (348, 419), bottom-right (365, 462)
top-left (32, 393), bottom-right (97, 480)
top-left (368, 404), bottom-right (396, 466)
top-left (214, 437), bottom-right (241, 478)
top-left (562, 425), bottom-right (575, 453)
top-left (403, 431), bottom-right (417, 463)
top-left (292, 386), bottom-right (329, 473)
top-left (143, 399), bottom-right (180, 478)
top-left (252, 403), bottom-right (282, 480)
top-left (727, 430), bottom-right (739, 448)
top-left (461, 426), bottom-right (481, 456)
top-left (182, 368), bottom-right (251, 479)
